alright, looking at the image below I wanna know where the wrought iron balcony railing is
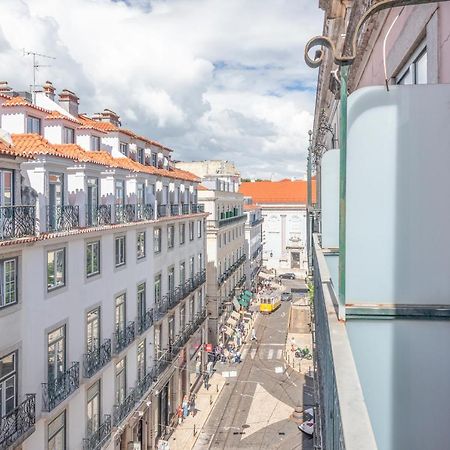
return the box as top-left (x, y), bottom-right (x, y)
top-left (82, 415), bottom-right (112, 450)
top-left (113, 322), bottom-right (136, 354)
top-left (0, 394), bottom-right (36, 449)
top-left (83, 339), bottom-right (112, 378)
top-left (86, 204), bottom-right (112, 227)
top-left (181, 204), bottom-right (190, 215)
top-left (218, 255), bottom-right (246, 285)
top-left (136, 203), bottom-right (153, 221)
top-left (190, 204), bottom-right (205, 213)
top-left (135, 368), bottom-right (157, 401)
top-left (157, 204), bottom-right (168, 218)
top-left (42, 362), bottom-right (80, 412)
top-left (237, 274), bottom-right (246, 287)
top-left (113, 389), bottom-right (137, 426)
top-left (47, 205), bottom-right (79, 232)
top-left (218, 213), bottom-right (246, 227)
top-left (137, 309), bottom-right (153, 335)
top-left (250, 217), bottom-right (264, 227)
top-left (154, 352), bottom-right (171, 377)
top-left (0, 205), bottom-right (36, 240)
top-left (170, 204), bottom-right (179, 216)
top-left (252, 244), bottom-right (263, 260)
top-left (114, 204), bottom-right (136, 224)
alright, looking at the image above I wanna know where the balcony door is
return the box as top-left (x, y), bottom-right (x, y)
top-left (48, 326), bottom-right (66, 383)
top-left (86, 308), bottom-right (100, 352)
top-left (0, 170), bottom-right (13, 207)
top-left (115, 295), bottom-right (126, 334)
top-left (87, 178), bottom-right (98, 226)
top-left (168, 316), bottom-right (175, 351)
top-left (115, 180), bottom-right (125, 206)
top-left (0, 352), bottom-right (16, 418)
top-left (168, 268), bottom-right (175, 295)
top-left (48, 174), bottom-right (64, 230)
top-left (86, 381), bottom-right (100, 435)
top-left (137, 182), bottom-right (145, 206)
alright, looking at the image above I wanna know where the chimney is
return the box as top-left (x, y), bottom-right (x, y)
top-left (92, 109), bottom-right (121, 127)
top-left (0, 81), bottom-right (12, 95)
top-left (58, 89), bottom-right (79, 116)
top-left (43, 81), bottom-right (56, 101)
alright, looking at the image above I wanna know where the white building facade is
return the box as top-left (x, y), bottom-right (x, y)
top-left (243, 202), bottom-right (263, 291)
top-left (175, 162), bottom-right (246, 346)
top-left (0, 82), bottom-right (208, 450)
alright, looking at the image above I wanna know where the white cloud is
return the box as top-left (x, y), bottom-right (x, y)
top-left (0, 0), bottom-right (322, 179)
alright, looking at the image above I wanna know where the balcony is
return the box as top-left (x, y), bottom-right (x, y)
top-left (47, 205), bottom-right (79, 232)
top-left (218, 213), bottom-right (246, 227)
top-left (191, 204), bottom-right (204, 213)
top-left (170, 204), bottom-right (179, 216)
top-left (113, 389), bottom-right (137, 426)
top-left (114, 204), bottom-right (136, 223)
top-left (237, 274), bottom-right (246, 287)
top-left (113, 322), bottom-right (136, 354)
top-left (250, 216), bottom-right (264, 227)
top-left (136, 203), bottom-right (153, 221)
top-left (181, 204), bottom-right (190, 215)
top-left (86, 205), bottom-right (112, 227)
top-left (82, 415), bottom-right (112, 450)
top-left (157, 204), bottom-right (168, 218)
top-left (83, 339), bottom-right (112, 378)
top-left (135, 368), bottom-right (157, 400)
top-left (0, 205), bottom-right (36, 240)
top-left (0, 394), bottom-right (36, 449)
top-left (312, 235), bottom-right (377, 449)
top-left (137, 309), bottom-right (153, 334)
top-left (218, 255), bottom-right (246, 285)
top-left (42, 362), bottom-right (80, 412)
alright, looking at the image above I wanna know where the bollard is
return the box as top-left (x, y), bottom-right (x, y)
top-left (194, 424), bottom-right (196, 436)
top-left (210, 394), bottom-right (213, 405)
top-left (216, 384), bottom-right (219, 393)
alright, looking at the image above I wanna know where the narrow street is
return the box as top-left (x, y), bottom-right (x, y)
top-left (193, 280), bottom-right (314, 450)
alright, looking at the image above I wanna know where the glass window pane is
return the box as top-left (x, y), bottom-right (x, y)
top-left (415, 50), bottom-right (427, 84)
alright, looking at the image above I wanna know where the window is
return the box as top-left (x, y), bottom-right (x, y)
top-left (154, 228), bottom-right (161, 253)
top-left (115, 236), bottom-right (126, 267)
top-left (63, 127), bottom-right (75, 144)
top-left (179, 262), bottom-right (185, 285)
top-left (26, 115), bottom-right (41, 134)
top-left (198, 253), bottom-right (203, 271)
top-left (180, 305), bottom-right (186, 331)
top-left (91, 136), bottom-right (101, 151)
top-left (154, 326), bottom-right (161, 360)
top-left (48, 411), bottom-right (66, 450)
top-left (224, 233), bottom-right (227, 245)
top-left (86, 308), bottom-right (100, 351)
top-left (137, 283), bottom-right (146, 321)
top-left (0, 169), bottom-right (13, 208)
top-left (137, 232), bottom-right (146, 259)
top-left (119, 142), bottom-right (128, 156)
top-left (137, 340), bottom-right (146, 382)
top-left (115, 294), bottom-right (126, 333)
top-left (154, 275), bottom-right (161, 304)
top-left (115, 359), bottom-right (126, 405)
top-left (197, 220), bottom-right (202, 238)
top-left (86, 241), bottom-right (100, 277)
top-left (397, 45), bottom-right (428, 85)
top-left (167, 225), bottom-right (175, 249)
top-left (0, 352), bottom-right (17, 418)
top-left (48, 326), bottom-right (65, 383)
top-left (218, 234), bottom-right (221, 248)
top-left (0, 258), bottom-right (17, 308)
top-left (137, 148), bottom-right (145, 164)
top-left (47, 248), bottom-right (65, 290)
top-left (189, 222), bottom-right (194, 241)
top-left (151, 153), bottom-right (157, 167)
top-left (189, 256), bottom-right (195, 279)
top-left (168, 267), bottom-right (175, 293)
top-left (115, 180), bottom-right (125, 206)
top-left (86, 381), bottom-right (100, 435)
top-left (179, 223), bottom-right (185, 245)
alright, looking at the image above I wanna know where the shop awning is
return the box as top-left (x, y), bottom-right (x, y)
top-left (232, 299), bottom-right (241, 311)
top-left (244, 290), bottom-right (253, 297)
top-left (259, 272), bottom-right (271, 280)
top-left (240, 292), bottom-right (251, 302)
top-left (239, 298), bottom-right (250, 307)
top-left (224, 326), bottom-right (234, 336)
top-left (227, 317), bottom-right (238, 327)
top-left (231, 311), bottom-right (241, 321)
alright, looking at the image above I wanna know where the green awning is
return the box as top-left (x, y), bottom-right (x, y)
top-left (244, 290), bottom-right (253, 297)
top-left (239, 298), bottom-right (250, 307)
top-left (240, 293), bottom-right (251, 301)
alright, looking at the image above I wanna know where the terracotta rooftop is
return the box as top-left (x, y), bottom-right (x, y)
top-left (239, 179), bottom-right (315, 204)
top-left (1, 134), bottom-right (199, 182)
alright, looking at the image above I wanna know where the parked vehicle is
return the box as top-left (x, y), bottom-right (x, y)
top-left (280, 272), bottom-right (296, 279)
top-left (298, 420), bottom-right (314, 436)
top-left (281, 292), bottom-right (293, 301)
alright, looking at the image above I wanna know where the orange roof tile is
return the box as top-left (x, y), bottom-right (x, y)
top-left (197, 184), bottom-right (208, 191)
top-left (46, 110), bottom-right (81, 124)
top-left (2, 96), bottom-right (50, 113)
top-left (239, 180), bottom-right (315, 204)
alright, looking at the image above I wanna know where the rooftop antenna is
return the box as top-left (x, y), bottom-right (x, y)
top-left (23, 49), bottom-right (56, 104)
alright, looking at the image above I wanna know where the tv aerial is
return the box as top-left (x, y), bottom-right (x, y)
top-left (23, 49), bottom-right (56, 104)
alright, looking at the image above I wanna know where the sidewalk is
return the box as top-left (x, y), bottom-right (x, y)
top-left (167, 369), bottom-right (226, 449)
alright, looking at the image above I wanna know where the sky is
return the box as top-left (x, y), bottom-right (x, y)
top-left (0, 0), bottom-right (322, 179)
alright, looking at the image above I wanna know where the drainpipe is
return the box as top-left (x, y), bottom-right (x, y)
top-left (306, 130), bottom-right (313, 275)
top-left (338, 66), bottom-right (348, 321)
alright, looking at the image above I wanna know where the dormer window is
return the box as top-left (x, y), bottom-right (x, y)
top-left (91, 136), bottom-right (101, 151)
top-left (151, 153), bottom-right (157, 167)
top-left (137, 148), bottom-right (145, 164)
top-left (26, 116), bottom-right (41, 134)
top-left (63, 127), bottom-right (75, 144)
top-left (119, 142), bottom-right (128, 156)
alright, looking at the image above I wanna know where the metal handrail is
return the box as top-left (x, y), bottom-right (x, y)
top-left (82, 415), bottom-right (111, 450)
top-left (113, 322), bottom-right (136, 354)
top-left (83, 339), bottom-right (112, 378)
top-left (47, 205), bottom-right (79, 232)
top-left (0, 205), bottom-right (36, 240)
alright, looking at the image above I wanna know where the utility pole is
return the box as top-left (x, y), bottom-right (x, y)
top-left (23, 49), bottom-right (56, 104)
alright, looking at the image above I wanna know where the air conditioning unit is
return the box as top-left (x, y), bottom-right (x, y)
top-left (127, 443), bottom-right (141, 450)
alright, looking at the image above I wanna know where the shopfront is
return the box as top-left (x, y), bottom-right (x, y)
top-left (188, 327), bottom-right (204, 390)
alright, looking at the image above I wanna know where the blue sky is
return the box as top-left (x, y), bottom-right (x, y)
top-left (0, 0), bottom-right (322, 179)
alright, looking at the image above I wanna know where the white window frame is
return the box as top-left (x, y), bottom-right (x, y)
top-left (86, 241), bottom-right (100, 277)
top-left (396, 41), bottom-right (427, 85)
top-left (0, 258), bottom-right (17, 308)
top-left (115, 236), bottom-right (126, 267)
top-left (137, 231), bottom-right (146, 259)
top-left (47, 248), bottom-right (66, 291)
top-left (154, 228), bottom-right (161, 253)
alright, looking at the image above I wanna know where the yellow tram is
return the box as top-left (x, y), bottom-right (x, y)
top-left (259, 296), bottom-right (281, 314)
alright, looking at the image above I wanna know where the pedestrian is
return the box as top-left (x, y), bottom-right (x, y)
top-left (182, 395), bottom-right (189, 418)
top-left (190, 394), bottom-right (196, 417)
top-left (203, 372), bottom-right (210, 390)
top-left (177, 404), bottom-right (183, 424)
top-left (251, 327), bottom-right (257, 341)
